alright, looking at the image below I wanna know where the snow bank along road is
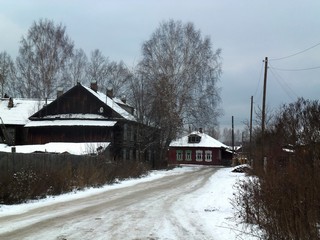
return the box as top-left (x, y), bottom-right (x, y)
top-left (0, 166), bottom-right (221, 240)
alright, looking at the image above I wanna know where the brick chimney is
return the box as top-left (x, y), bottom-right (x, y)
top-left (57, 87), bottom-right (64, 98)
top-left (106, 87), bottom-right (113, 98)
top-left (90, 81), bottom-right (98, 92)
top-left (199, 128), bottom-right (203, 133)
top-left (121, 95), bottom-right (127, 104)
top-left (8, 97), bottom-right (13, 108)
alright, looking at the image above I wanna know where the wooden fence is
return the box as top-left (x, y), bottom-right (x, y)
top-left (0, 152), bottom-right (109, 178)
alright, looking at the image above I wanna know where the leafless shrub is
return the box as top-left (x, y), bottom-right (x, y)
top-left (234, 98), bottom-right (320, 239)
top-left (0, 158), bottom-right (150, 204)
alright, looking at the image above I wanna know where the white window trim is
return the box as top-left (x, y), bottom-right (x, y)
top-left (196, 150), bottom-right (203, 161)
top-left (205, 150), bottom-right (212, 162)
top-left (176, 150), bottom-right (183, 161)
top-left (185, 150), bottom-right (192, 161)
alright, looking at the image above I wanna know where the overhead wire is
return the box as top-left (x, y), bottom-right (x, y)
top-left (268, 63), bottom-right (300, 101)
top-left (253, 41), bottom-right (320, 109)
top-left (253, 60), bottom-right (264, 101)
top-left (270, 70), bottom-right (298, 101)
top-left (269, 41), bottom-right (320, 61)
top-left (268, 65), bottom-right (320, 72)
top-left (267, 42), bottom-right (320, 99)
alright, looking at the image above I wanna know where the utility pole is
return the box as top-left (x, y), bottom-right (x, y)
top-left (232, 116), bottom-right (234, 159)
top-left (249, 96), bottom-right (253, 165)
top-left (261, 57), bottom-right (268, 168)
top-left (0, 72), bottom-right (3, 98)
top-left (261, 57), bottom-right (268, 136)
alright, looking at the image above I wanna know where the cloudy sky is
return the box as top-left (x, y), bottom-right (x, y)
top-left (1, 0), bottom-right (320, 130)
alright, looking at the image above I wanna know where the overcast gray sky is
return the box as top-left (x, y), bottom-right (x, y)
top-left (1, 0), bottom-right (320, 131)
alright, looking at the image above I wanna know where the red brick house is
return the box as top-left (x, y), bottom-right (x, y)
top-left (168, 130), bottom-right (233, 166)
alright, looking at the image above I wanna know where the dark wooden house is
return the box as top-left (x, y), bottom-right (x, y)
top-left (25, 82), bottom-right (153, 161)
top-left (168, 130), bottom-right (233, 166)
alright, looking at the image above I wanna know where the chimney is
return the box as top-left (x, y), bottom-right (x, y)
top-left (90, 81), bottom-right (98, 92)
top-left (121, 95), bottom-right (127, 104)
top-left (106, 87), bottom-right (113, 98)
top-left (57, 87), bottom-right (64, 98)
top-left (199, 128), bottom-right (203, 133)
top-left (8, 97), bottom-right (13, 108)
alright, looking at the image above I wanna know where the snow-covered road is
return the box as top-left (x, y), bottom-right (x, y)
top-left (0, 166), bottom-right (256, 240)
top-left (0, 167), bottom-right (217, 239)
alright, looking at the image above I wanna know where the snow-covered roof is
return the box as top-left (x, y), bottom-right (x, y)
top-left (25, 120), bottom-right (117, 127)
top-left (0, 142), bottom-right (110, 155)
top-left (43, 114), bottom-right (106, 119)
top-left (83, 85), bottom-right (136, 122)
top-left (0, 98), bottom-right (51, 125)
top-left (169, 131), bottom-right (230, 149)
top-left (113, 97), bottom-right (128, 106)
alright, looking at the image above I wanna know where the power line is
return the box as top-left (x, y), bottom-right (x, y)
top-left (253, 61), bottom-right (264, 99)
top-left (269, 41), bottom-right (320, 61)
top-left (268, 67), bottom-right (299, 101)
top-left (269, 65), bottom-right (320, 71)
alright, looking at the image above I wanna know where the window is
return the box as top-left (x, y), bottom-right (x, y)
top-left (205, 150), bottom-right (212, 162)
top-left (130, 126), bottom-right (135, 141)
top-left (129, 149), bottom-right (133, 160)
top-left (188, 134), bottom-right (201, 143)
top-left (196, 150), bottom-right (203, 161)
top-left (123, 123), bottom-right (128, 140)
top-left (185, 150), bottom-right (192, 161)
top-left (147, 149), bottom-right (152, 162)
top-left (176, 150), bottom-right (183, 161)
top-left (122, 148), bottom-right (127, 160)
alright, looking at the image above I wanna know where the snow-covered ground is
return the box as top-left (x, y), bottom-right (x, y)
top-left (0, 166), bottom-right (258, 240)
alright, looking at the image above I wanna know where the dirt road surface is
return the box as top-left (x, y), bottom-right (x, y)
top-left (0, 167), bottom-right (218, 240)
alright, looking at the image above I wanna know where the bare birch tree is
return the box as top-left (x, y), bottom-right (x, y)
top-left (0, 51), bottom-right (16, 97)
top-left (67, 48), bottom-right (88, 87)
top-left (135, 20), bottom-right (222, 158)
top-left (16, 19), bottom-right (74, 98)
top-left (86, 49), bottom-right (109, 89)
top-left (107, 60), bottom-right (132, 97)
top-left (86, 49), bottom-right (132, 96)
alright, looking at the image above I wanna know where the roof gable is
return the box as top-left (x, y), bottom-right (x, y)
top-left (30, 83), bottom-right (136, 122)
top-left (82, 85), bottom-right (136, 121)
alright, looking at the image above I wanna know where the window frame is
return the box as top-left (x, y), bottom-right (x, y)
top-left (185, 150), bottom-right (192, 161)
top-left (196, 150), bottom-right (203, 161)
top-left (188, 134), bottom-right (201, 143)
top-left (205, 150), bottom-right (212, 162)
top-left (176, 150), bottom-right (183, 161)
